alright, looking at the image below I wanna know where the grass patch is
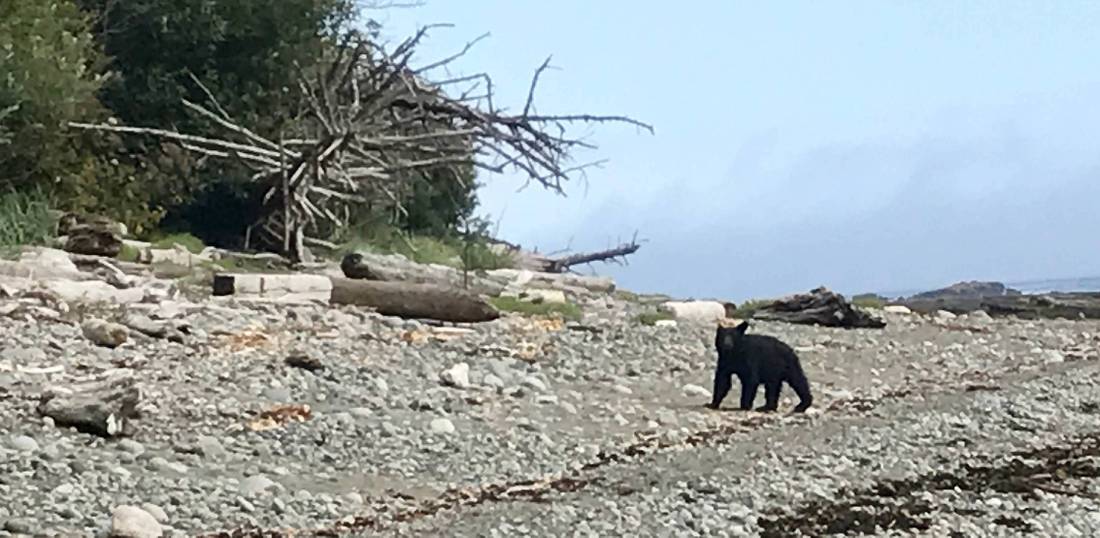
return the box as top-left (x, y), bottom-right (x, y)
top-left (117, 243), bottom-right (142, 262)
top-left (0, 188), bottom-right (55, 249)
top-left (636, 309), bottom-right (675, 326)
top-left (490, 295), bottom-right (582, 321)
top-left (148, 232), bottom-right (206, 253)
top-left (339, 225), bottom-right (514, 271)
top-left (852, 294), bottom-right (886, 309)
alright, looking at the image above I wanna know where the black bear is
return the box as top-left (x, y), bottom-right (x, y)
top-left (707, 321), bottom-right (813, 413)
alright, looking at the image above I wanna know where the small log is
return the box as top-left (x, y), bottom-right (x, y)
top-left (752, 286), bottom-right (886, 329)
top-left (38, 370), bottom-right (141, 437)
top-left (329, 276), bottom-right (500, 323)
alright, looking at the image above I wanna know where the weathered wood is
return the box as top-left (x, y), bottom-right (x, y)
top-left (544, 241), bottom-right (641, 273)
top-left (340, 252), bottom-right (507, 296)
top-left (37, 370), bottom-right (141, 437)
top-left (212, 272), bottom-right (332, 299)
top-left (68, 254), bottom-right (149, 275)
top-left (752, 286), bottom-right (886, 329)
top-left (329, 276), bottom-right (499, 323)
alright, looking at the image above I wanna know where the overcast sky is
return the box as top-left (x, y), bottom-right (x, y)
top-left (380, 1), bottom-right (1100, 302)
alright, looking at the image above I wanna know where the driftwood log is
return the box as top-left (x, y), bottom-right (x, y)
top-left (752, 287), bottom-right (886, 329)
top-left (514, 239), bottom-right (641, 274)
top-left (329, 276), bottom-right (499, 323)
top-left (37, 370), bottom-right (141, 437)
top-left (340, 252), bottom-right (507, 296)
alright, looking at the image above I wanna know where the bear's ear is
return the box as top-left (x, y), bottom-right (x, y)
top-left (735, 320), bottom-right (750, 335)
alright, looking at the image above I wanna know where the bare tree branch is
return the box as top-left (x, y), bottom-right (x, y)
top-left (70, 23), bottom-right (652, 262)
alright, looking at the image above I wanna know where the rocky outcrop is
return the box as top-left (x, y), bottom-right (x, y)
top-left (907, 281), bottom-right (1021, 301)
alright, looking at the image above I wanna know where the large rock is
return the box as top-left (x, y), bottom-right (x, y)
top-left (439, 363), bottom-right (471, 388)
top-left (752, 287), bottom-right (886, 329)
top-left (38, 369), bottom-right (141, 437)
top-left (82, 318), bottom-right (130, 348)
top-left (109, 505), bottom-right (163, 538)
top-left (658, 300), bottom-right (727, 323)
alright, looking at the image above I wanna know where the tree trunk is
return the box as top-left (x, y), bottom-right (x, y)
top-left (329, 276), bottom-right (500, 323)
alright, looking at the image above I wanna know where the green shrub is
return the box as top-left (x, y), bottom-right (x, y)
top-left (0, 189), bottom-right (56, 248)
top-left (490, 296), bottom-right (582, 322)
top-left (339, 224), bottom-right (514, 271)
top-left (852, 294), bottom-right (886, 309)
top-left (729, 299), bottom-right (772, 319)
top-left (117, 243), bottom-right (142, 262)
top-left (0, 0), bottom-right (164, 234)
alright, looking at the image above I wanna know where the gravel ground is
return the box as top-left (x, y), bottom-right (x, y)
top-left (1, 291), bottom-right (1098, 537)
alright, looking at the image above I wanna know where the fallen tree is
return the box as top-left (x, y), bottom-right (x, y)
top-left (751, 286), bottom-right (886, 329)
top-left (329, 276), bottom-right (499, 323)
top-left (520, 237), bottom-right (641, 274)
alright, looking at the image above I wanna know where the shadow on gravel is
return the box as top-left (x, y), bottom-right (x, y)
top-left (759, 432), bottom-right (1100, 537)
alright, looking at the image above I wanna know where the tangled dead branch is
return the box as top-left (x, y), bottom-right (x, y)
top-left (71, 25), bottom-right (652, 261)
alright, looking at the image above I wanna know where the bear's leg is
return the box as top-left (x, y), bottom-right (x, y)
top-left (757, 381), bottom-right (781, 412)
top-left (708, 367), bottom-right (733, 409)
top-left (738, 377), bottom-right (759, 410)
top-left (787, 369), bottom-right (814, 413)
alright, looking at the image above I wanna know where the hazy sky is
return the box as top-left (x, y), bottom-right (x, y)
top-left (380, 1), bottom-right (1100, 302)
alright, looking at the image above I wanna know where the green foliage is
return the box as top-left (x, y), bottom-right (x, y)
top-left (117, 243), bottom-right (142, 263)
top-left (490, 296), bottom-right (582, 322)
top-left (0, 188), bottom-right (56, 248)
top-left (636, 310), bottom-right (675, 326)
top-left (340, 223), bottom-right (514, 271)
top-left (398, 163), bottom-right (480, 236)
top-left (730, 299), bottom-right (772, 319)
top-left (0, 0), bottom-right (163, 233)
top-left (0, 0), bottom-right (102, 191)
top-left (73, 0), bottom-right (357, 242)
top-left (78, 0), bottom-right (352, 136)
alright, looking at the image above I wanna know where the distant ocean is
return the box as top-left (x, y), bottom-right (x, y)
top-left (876, 276), bottom-right (1100, 300)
